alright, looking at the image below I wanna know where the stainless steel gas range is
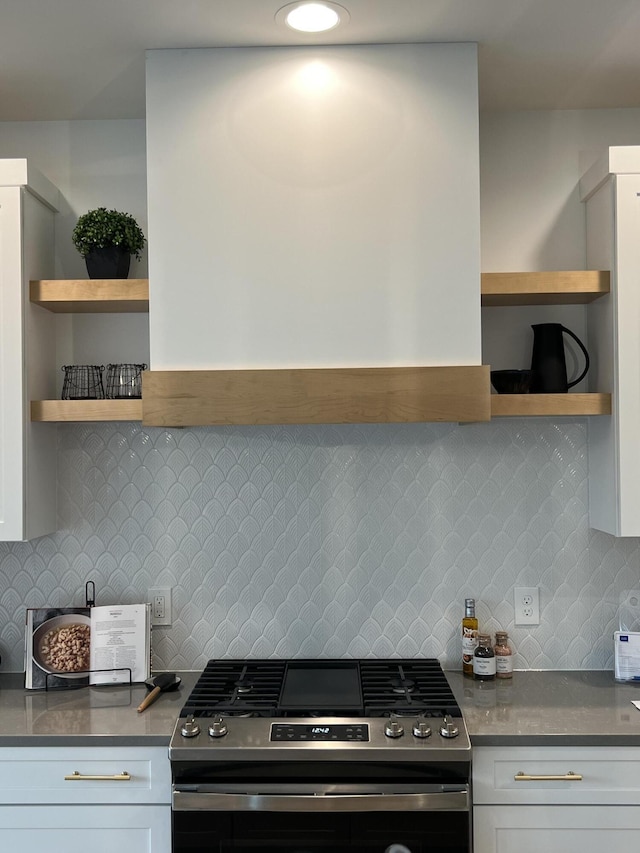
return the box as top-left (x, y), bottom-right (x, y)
top-left (170, 658), bottom-right (471, 853)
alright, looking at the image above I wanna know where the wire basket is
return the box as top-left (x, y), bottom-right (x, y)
top-left (61, 365), bottom-right (105, 400)
top-left (105, 363), bottom-right (147, 399)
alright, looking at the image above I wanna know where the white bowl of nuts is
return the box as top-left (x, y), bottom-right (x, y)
top-left (33, 614), bottom-right (91, 678)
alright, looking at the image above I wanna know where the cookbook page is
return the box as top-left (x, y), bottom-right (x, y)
top-left (89, 603), bottom-right (151, 685)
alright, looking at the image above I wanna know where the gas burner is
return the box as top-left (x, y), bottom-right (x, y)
top-left (390, 677), bottom-right (416, 694)
top-left (221, 677), bottom-right (255, 695)
top-left (385, 709), bottom-right (423, 718)
top-left (218, 710), bottom-right (256, 718)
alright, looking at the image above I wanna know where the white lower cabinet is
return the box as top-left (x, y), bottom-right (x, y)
top-left (474, 805), bottom-right (640, 852)
top-left (473, 746), bottom-right (640, 853)
top-left (0, 746), bottom-right (170, 853)
top-left (0, 805), bottom-right (170, 852)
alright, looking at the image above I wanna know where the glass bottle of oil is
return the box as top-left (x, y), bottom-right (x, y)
top-left (462, 598), bottom-right (478, 677)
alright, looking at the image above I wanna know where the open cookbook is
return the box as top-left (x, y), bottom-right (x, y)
top-left (25, 603), bottom-right (151, 689)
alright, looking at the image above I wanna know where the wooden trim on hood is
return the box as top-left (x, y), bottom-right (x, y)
top-left (141, 365), bottom-right (490, 427)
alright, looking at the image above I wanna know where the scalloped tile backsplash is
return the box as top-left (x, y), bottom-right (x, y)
top-left (1, 419), bottom-right (639, 673)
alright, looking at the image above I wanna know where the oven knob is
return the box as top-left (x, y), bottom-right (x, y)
top-left (180, 715), bottom-right (201, 738)
top-left (412, 720), bottom-right (432, 739)
top-left (439, 715), bottom-right (459, 739)
top-left (208, 716), bottom-right (228, 738)
top-left (384, 719), bottom-right (405, 738)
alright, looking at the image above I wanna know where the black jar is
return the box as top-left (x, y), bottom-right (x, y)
top-left (473, 633), bottom-right (496, 680)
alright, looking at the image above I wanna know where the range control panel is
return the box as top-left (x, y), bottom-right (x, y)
top-left (271, 723), bottom-right (369, 742)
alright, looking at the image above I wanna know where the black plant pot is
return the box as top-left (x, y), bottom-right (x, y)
top-left (85, 245), bottom-right (131, 279)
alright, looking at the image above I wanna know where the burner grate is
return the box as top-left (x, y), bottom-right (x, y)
top-left (179, 658), bottom-right (461, 719)
top-left (359, 660), bottom-right (461, 717)
top-left (181, 660), bottom-right (286, 718)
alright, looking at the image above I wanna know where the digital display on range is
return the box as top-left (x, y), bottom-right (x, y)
top-left (271, 724), bottom-right (369, 742)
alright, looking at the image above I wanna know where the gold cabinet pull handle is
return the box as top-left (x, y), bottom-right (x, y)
top-left (64, 770), bottom-right (131, 781)
top-left (515, 771), bottom-right (583, 782)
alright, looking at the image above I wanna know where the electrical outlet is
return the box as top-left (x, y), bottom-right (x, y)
top-left (149, 587), bottom-right (172, 626)
top-left (514, 586), bottom-right (540, 626)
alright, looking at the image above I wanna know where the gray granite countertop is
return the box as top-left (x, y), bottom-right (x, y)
top-left (1, 670), bottom-right (640, 746)
top-left (449, 669), bottom-right (640, 745)
top-left (0, 671), bottom-right (199, 746)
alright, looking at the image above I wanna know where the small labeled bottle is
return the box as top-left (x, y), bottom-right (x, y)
top-left (462, 598), bottom-right (478, 677)
top-left (473, 634), bottom-right (496, 680)
top-left (494, 631), bottom-right (513, 679)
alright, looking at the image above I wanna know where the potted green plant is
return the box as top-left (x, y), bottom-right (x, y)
top-left (72, 207), bottom-right (146, 279)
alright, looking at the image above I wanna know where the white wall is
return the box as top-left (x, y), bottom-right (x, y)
top-left (480, 107), bottom-right (640, 271)
top-left (480, 108), bottom-right (640, 377)
top-left (0, 120), bottom-right (147, 278)
top-left (0, 120), bottom-right (149, 384)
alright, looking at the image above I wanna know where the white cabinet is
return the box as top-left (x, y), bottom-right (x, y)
top-left (0, 746), bottom-right (170, 853)
top-left (474, 806), bottom-right (640, 853)
top-left (473, 745), bottom-right (640, 853)
top-left (0, 159), bottom-right (58, 541)
top-left (0, 805), bottom-right (170, 853)
top-left (581, 146), bottom-right (640, 536)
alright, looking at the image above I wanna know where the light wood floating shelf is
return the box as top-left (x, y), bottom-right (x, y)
top-left (30, 279), bottom-right (149, 313)
top-left (481, 271), bottom-right (610, 306)
top-left (491, 393), bottom-right (611, 418)
top-left (142, 366), bottom-right (491, 426)
top-left (27, 273), bottom-right (613, 423)
top-left (30, 388), bottom-right (611, 423)
top-left (31, 400), bottom-right (143, 422)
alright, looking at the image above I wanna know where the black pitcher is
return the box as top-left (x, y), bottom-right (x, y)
top-left (530, 323), bottom-right (590, 393)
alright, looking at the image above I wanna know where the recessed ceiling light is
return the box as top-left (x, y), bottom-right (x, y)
top-left (276, 2), bottom-right (349, 34)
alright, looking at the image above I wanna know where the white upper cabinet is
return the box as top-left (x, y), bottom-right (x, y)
top-left (145, 44), bottom-right (481, 371)
top-left (581, 147), bottom-right (640, 536)
top-left (0, 159), bottom-right (58, 541)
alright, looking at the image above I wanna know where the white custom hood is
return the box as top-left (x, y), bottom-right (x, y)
top-left (142, 43), bottom-right (487, 424)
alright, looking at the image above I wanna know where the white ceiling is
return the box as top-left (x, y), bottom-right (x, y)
top-left (3, 0), bottom-right (640, 121)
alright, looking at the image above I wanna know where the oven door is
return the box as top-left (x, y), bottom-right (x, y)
top-left (172, 782), bottom-right (470, 852)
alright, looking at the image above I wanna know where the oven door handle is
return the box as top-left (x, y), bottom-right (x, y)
top-left (172, 788), bottom-right (469, 812)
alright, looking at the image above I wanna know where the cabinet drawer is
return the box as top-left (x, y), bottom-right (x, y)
top-left (474, 805), bottom-right (640, 853)
top-left (0, 746), bottom-right (170, 804)
top-left (473, 746), bottom-right (640, 805)
top-left (0, 804), bottom-right (170, 853)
